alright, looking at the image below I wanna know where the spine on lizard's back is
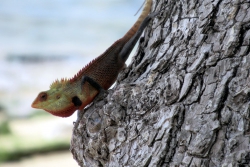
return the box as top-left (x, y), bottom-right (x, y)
top-left (123, 0), bottom-right (152, 40)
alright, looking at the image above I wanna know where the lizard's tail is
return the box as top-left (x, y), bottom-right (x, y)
top-left (123, 0), bottom-right (152, 40)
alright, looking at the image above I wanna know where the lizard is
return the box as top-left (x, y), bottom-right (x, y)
top-left (31, 0), bottom-right (156, 117)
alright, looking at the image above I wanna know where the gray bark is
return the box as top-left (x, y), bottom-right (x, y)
top-left (71, 0), bottom-right (250, 166)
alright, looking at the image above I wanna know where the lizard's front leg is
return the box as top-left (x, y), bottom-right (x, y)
top-left (81, 76), bottom-right (108, 102)
top-left (74, 76), bottom-right (107, 130)
top-left (81, 76), bottom-right (103, 91)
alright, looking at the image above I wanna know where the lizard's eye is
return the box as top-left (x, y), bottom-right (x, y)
top-left (56, 95), bottom-right (60, 99)
top-left (39, 92), bottom-right (47, 101)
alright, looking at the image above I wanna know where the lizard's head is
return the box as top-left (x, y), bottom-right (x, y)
top-left (31, 79), bottom-right (82, 117)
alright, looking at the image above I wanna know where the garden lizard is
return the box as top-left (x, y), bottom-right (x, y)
top-left (32, 0), bottom-right (155, 117)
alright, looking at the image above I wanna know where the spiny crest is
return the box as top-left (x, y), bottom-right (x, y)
top-left (69, 58), bottom-right (97, 82)
top-left (49, 57), bottom-right (98, 88)
top-left (50, 78), bottom-right (69, 89)
top-left (49, 60), bottom-right (94, 89)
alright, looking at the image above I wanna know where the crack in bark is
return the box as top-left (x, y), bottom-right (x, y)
top-left (71, 1), bottom-right (250, 166)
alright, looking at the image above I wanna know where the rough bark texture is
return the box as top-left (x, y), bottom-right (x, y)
top-left (71, 0), bottom-right (250, 166)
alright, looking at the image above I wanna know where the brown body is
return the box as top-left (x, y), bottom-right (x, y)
top-left (31, 0), bottom-right (154, 117)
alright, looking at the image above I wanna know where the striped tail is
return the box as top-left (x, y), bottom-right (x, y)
top-left (122, 0), bottom-right (152, 40)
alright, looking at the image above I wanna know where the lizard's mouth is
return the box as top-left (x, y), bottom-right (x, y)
top-left (31, 96), bottom-right (76, 117)
top-left (31, 99), bottom-right (40, 109)
top-left (31, 100), bottom-right (76, 117)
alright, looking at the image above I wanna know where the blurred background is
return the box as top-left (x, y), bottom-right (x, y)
top-left (0, 0), bottom-right (142, 166)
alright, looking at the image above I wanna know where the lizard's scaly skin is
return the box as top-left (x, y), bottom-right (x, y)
top-left (31, 0), bottom-right (153, 117)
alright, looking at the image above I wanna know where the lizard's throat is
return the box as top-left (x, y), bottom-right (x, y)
top-left (46, 105), bottom-right (77, 117)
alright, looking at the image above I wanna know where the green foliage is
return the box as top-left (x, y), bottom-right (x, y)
top-left (0, 116), bottom-right (71, 163)
top-left (0, 140), bottom-right (69, 162)
top-left (0, 121), bottom-right (11, 135)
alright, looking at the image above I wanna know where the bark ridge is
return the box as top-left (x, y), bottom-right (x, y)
top-left (71, 0), bottom-right (250, 166)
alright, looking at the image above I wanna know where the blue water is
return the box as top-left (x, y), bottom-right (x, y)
top-left (0, 0), bottom-right (143, 117)
top-left (0, 0), bottom-right (141, 56)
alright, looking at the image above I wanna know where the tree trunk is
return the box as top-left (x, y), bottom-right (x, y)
top-left (71, 0), bottom-right (250, 166)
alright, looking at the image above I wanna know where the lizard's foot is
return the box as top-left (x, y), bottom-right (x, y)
top-left (73, 89), bottom-right (108, 131)
top-left (93, 88), bottom-right (108, 103)
top-left (74, 76), bottom-right (108, 131)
